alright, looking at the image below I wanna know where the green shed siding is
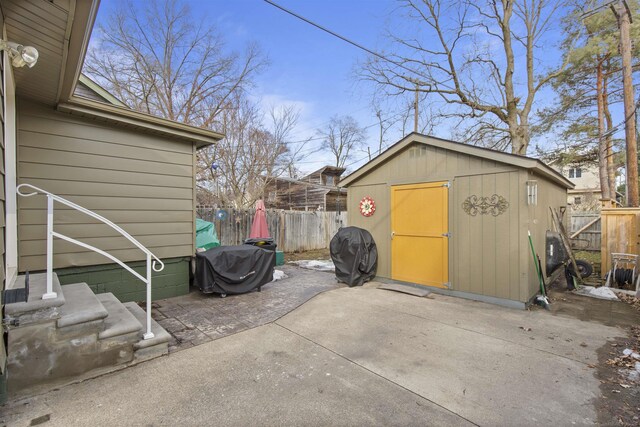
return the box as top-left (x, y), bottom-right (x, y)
top-left (452, 171), bottom-right (524, 301)
top-left (526, 173), bottom-right (570, 298)
top-left (344, 137), bottom-right (569, 305)
top-left (348, 184), bottom-right (391, 277)
top-left (16, 100), bottom-right (197, 272)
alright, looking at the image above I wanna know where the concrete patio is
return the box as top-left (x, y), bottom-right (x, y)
top-left (0, 268), bottom-right (627, 426)
top-left (151, 264), bottom-right (342, 352)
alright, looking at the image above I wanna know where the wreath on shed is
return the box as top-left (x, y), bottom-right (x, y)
top-left (359, 196), bottom-right (376, 217)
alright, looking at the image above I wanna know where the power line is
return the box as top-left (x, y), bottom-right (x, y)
top-left (262, 0), bottom-right (433, 84)
top-left (213, 117), bottom-right (397, 149)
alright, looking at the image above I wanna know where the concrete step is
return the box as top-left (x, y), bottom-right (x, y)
top-left (57, 283), bottom-right (108, 329)
top-left (4, 273), bottom-right (66, 323)
top-left (97, 293), bottom-right (143, 340)
top-left (123, 302), bottom-right (170, 361)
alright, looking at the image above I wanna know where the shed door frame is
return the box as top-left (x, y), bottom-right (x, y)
top-left (391, 181), bottom-right (449, 288)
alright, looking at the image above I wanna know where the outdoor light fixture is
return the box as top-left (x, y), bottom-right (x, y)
top-left (0, 40), bottom-right (39, 68)
top-left (526, 180), bottom-right (538, 206)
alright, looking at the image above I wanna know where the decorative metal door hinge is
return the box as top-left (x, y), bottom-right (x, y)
top-left (442, 182), bottom-right (451, 188)
top-left (442, 232), bottom-right (452, 238)
top-left (443, 282), bottom-right (452, 289)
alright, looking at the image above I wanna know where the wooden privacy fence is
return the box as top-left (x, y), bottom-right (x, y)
top-left (197, 208), bottom-right (348, 253)
top-left (600, 208), bottom-right (640, 274)
top-left (569, 213), bottom-right (601, 251)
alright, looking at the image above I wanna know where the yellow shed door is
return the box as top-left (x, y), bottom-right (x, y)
top-left (391, 182), bottom-right (449, 288)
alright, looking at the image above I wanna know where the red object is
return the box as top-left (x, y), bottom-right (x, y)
top-left (359, 196), bottom-right (376, 217)
top-left (250, 199), bottom-right (270, 238)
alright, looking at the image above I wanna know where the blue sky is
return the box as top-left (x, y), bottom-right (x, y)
top-left (91, 1), bottom-right (629, 175)
top-left (205, 0), bottom-right (402, 172)
top-left (92, 0), bottom-right (423, 173)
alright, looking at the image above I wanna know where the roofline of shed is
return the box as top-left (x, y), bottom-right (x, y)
top-left (339, 133), bottom-right (574, 189)
top-left (57, 97), bottom-right (224, 147)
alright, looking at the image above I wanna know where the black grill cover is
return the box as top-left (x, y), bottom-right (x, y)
top-left (195, 245), bottom-right (275, 295)
top-left (330, 227), bottom-right (377, 287)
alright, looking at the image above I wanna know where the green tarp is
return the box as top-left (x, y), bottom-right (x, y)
top-left (196, 218), bottom-right (220, 250)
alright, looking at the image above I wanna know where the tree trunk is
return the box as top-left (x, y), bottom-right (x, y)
top-left (602, 67), bottom-right (617, 199)
top-left (619, 4), bottom-right (639, 206)
top-left (596, 60), bottom-right (612, 200)
top-left (511, 122), bottom-right (529, 156)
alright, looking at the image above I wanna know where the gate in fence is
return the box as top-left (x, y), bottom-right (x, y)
top-left (569, 213), bottom-right (601, 251)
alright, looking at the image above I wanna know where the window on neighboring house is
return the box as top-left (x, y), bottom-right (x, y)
top-left (325, 175), bottom-right (334, 185)
top-left (574, 196), bottom-right (582, 205)
top-left (568, 167), bottom-right (582, 178)
top-left (268, 191), bottom-right (276, 202)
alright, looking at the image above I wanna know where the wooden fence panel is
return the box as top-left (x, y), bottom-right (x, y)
top-left (196, 208), bottom-right (347, 252)
top-left (600, 208), bottom-right (640, 274)
top-left (569, 213), bottom-right (601, 251)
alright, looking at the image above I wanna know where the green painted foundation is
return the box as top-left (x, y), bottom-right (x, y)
top-left (55, 257), bottom-right (190, 302)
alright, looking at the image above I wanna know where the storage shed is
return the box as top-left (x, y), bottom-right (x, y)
top-left (340, 133), bottom-right (574, 308)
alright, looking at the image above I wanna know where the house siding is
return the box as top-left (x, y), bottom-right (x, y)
top-left (0, 12), bottom-right (7, 402)
top-left (16, 99), bottom-right (196, 272)
top-left (74, 80), bottom-right (109, 103)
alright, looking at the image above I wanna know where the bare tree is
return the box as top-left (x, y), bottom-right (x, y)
top-left (196, 95), bottom-right (304, 208)
top-left (84, 0), bottom-right (309, 208)
top-left (317, 115), bottom-right (367, 169)
top-left (363, 0), bottom-right (568, 155)
top-left (84, 0), bottom-right (266, 128)
top-left (537, 1), bottom-right (639, 201)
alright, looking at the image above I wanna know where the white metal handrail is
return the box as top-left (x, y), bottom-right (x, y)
top-left (17, 183), bottom-right (164, 339)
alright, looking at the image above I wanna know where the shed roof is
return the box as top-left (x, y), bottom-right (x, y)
top-left (339, 133), bottom-right (574, 189)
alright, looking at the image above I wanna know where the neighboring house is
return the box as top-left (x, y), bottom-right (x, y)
top-left (0, 1), bottom-right (223, 400)
top-left (550, 160), bottom-right (624, 208)
top-left (263, 166), bottom-right (347, 211)
top-left (551, 161), bottom-right (602, 208)
top-left (340, 133), bottom-right (573, 309)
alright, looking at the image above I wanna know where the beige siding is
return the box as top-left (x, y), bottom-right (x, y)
top-left (350, 144), bottom-right (517, 186)
top-left (346, 142), bottom-right (568, 304)
top-left (526, 172), bottom-right (569, 299)
top-left (75, 81), bottom-right (108, 104)
top-left (347, 184), bottom-right (391, 277)
top-left (0, 15), bottom-right (7, 372)
top-left (452, 171), bottom-right (524, 301)
top-left (17, 100), bottom-right (196, 271)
